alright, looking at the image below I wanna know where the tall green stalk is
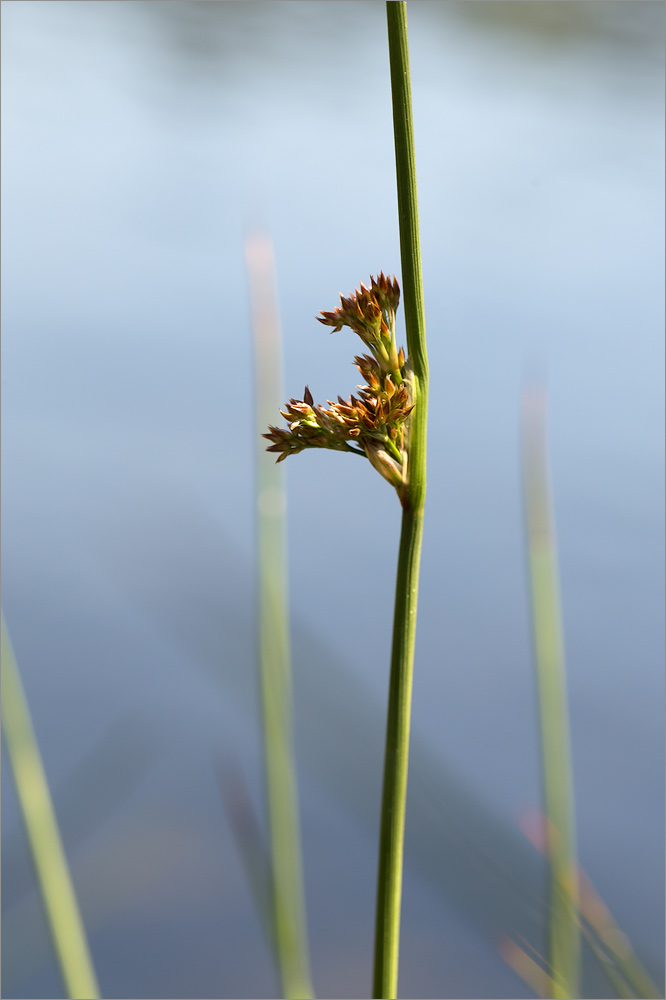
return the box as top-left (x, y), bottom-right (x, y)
top-left (1, 612), bottom-right (101, 1000)
top-left (522, 387), bottom-right (580, 999)
top-left (260, 6), bottom-right (427, 995)
top-left (373, 5), bottom-right (429, 998)
top-left (246, 234), bottom-right (314, 1000)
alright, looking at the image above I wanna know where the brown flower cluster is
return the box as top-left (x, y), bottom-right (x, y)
top-left (317, 272), bottom-right (402, 376)
top-left (264, 274), bottom-right (413, 491)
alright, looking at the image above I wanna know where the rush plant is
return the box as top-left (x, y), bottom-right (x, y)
top-left (265, 5), bottom-right (428, 996)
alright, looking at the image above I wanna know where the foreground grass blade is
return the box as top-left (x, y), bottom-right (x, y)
top-left (521, 387), bottom-right (580, 999)
top-left (578, 872), bottom-right (661, 999)
top-left (500, 935), bottom-right (557, 998)
top-left (373, 4), bottom-right (429, 998)
top-left (516, 811), bottom-right (661, 999)
top-left (246, 233), bottom-right (314, 1000)
top-left (1, 612), bottom-right (101, 1000)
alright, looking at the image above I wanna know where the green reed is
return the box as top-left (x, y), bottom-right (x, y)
top-left (522, 387), bottom-right (580, 999)
top-left (247, 233), bottom-right (314, 1000)
top-left (263, 6), bottom-right (428, 997)
top-left (1, 612), bottom-right (101, 1000)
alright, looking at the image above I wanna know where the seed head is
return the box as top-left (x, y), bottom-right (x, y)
top-left (264, 273), bottom-right (413, 496)
top-left (317, 273), bottom-right (402, 378)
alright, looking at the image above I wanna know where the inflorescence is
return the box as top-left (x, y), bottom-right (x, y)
top-left (263, 273), bottom-right (413, 492)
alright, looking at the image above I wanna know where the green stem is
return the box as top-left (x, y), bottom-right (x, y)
top-left (247, 234), bottom-right (314, 1000)
top-left (522, 388), bottom-right (580, 999)
top-left (373, 506), bottom-right (424, 999)
top-left (1, 613), bottom-right (101, 1000)
top-left (374, 5), bottom-right (429, 998)
top-left (386, 2), bottom-right (428, 389)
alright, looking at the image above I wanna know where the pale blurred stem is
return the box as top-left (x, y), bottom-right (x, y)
top-left (523, 392), bottom-right (580, 1000)
top-left (247, 236), bottom-right (314, 1000)
top-left (374, 4), bottom-right (429, 999)
top-left (258, 516), bottom-right (313, 1000)
top-left (1, 613), bottom-right (101, 1000)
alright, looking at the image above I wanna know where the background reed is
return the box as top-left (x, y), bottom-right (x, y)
top-left (522, 384), bottom-right (581, 998)
top-left (246, 233), bottom-right (314, 1000)
top-left (1, 613), bottom-right (100, 1000)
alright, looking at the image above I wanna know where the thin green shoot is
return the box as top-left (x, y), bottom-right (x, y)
top-left (521, 385), bottom-right (580, 999)
top-left (1, 612), bottom-right (101, 1000)
top-left (246, 233), bottom-right (314, 1000)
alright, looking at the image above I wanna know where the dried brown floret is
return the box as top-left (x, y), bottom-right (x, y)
top-left (264, 274), bottom-right (413, 493)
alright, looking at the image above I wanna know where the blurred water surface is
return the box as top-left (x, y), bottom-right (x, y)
top-left (1, 3), bottom-right (664, 998)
